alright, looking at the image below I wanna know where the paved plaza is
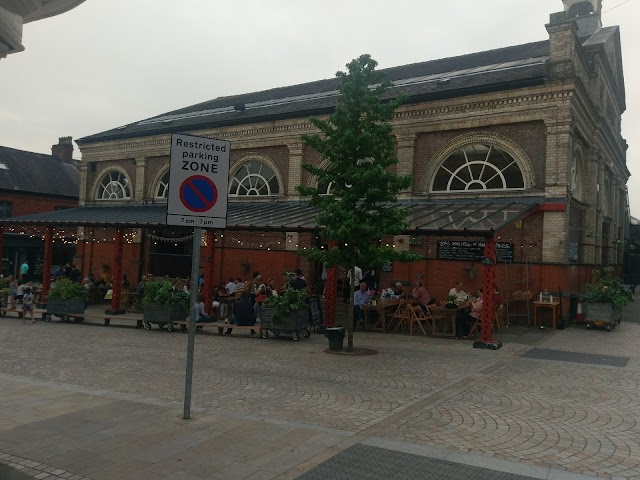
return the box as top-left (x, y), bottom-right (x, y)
top-left (1, 297), bottom-right (640, 479)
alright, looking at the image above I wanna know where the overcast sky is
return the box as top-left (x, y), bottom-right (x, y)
top-left (0, 0), bottom-right (637, 211)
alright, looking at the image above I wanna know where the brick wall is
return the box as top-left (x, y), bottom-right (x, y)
top-left (0, 191), bottom-right (77, 217)
top-left (414, 121), bottom-right (547, 193)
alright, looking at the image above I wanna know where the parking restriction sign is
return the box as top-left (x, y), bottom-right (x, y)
top-left (166, 133), bottom-right (230, 227)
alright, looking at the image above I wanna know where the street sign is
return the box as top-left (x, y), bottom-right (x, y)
top-left (167, 133), bottom-right (230, 227)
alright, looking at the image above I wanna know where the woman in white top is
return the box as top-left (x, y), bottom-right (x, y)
top-left (194, 293), bottom-right (213, 324)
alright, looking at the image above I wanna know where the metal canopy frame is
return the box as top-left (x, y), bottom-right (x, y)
top-left (0, 198), bottom-right (543, 237)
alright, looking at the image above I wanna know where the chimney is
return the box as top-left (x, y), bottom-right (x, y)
top-left (550, 0), bottom-right (602, 37)
top-left (51, 136), bottom-right (74, 162)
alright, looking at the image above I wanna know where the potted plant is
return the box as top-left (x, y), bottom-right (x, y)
top-left (583, 267), bottom-right (633, 331)
top-left (141, 279), bottom-right (189, 331)
top-left (445, 294), bottom-right (458, 309)
top-left (261, 287), bottom-right (310, 340)
top-left (464, 265), bottom-right (478, 280)
top-left (46, 278), bottom-right (87, 321)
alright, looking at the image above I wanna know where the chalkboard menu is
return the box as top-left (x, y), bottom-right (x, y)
top-left (34, 255), bottom-right (44, 276)
top-left (308, 296), bottom-right (323, 326)
top-left (437, 241), bottom-right (514, 263)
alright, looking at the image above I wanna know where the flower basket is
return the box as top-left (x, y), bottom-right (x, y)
top-left (512, 290), bottom-right (534, 300)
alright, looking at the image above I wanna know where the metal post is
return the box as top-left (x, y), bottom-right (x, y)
top-left (107, 228), bottom-right (124, 314)
top-left (42, 227), bottom-right (53, 301)
top-left (204, 230), bottom-right (215, 309)
top-left (183, 226), bottom-right (201, 420)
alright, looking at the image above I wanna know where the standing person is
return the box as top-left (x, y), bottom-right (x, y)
top-left (8, 276), bottom-right (18, 310)
top-left (21, 287), bottom-right (36, 324)
top-left (137, 276), bottom-right (147, 297)
top-left (69, 265), bottom-right (82, 283)
top-left (19, 260), bottom-right (29, 283)
top-left (353, 281), bottom-right (370, 330)
top-left (363, 268), bottom-right (378, 291)
top-left (290, 267), bottom-right (307, 291)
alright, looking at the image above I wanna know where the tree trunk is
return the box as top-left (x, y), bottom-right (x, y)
top-left (347, 269), bottom-right (355, 351)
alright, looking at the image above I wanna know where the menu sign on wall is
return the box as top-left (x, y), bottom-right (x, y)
top-left (437, 241), bottom-right (514, 263)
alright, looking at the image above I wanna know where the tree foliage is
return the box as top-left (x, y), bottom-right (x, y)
top-left (298, 54), bottom-right (421, 269)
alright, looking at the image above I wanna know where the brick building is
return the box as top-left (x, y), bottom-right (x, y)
top-left (0, 137), bottom-right (79, 278)
top-left (1, 1), bottom-right (630, 313)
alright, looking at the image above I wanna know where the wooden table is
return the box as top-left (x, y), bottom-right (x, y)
top-left (360, 299), bottom-right (401, 331)
top-left (533, 301), bottom-right (560, 329)
top-left (428, 302), bottom-right (471, 338)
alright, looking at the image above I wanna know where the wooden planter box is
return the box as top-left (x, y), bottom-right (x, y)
top-left (260, 308), bottom-right (308, 331)
top-left (143, 303), bottom-right (187, 325)
top-left (585, 302), bottom-right (621, 331)
top-left (47, 298), bottom-right (86, 317)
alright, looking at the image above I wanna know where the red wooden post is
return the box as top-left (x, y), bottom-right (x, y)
top-left (324, 240), bottom-right (338, 326)
top-left (42, 227), bottom-right (53, 301)
top-left (474, 236), bottom-right (502, 350)
top-left (109, 228), bottom-right (124, 313)
top-left (204, 230), bottom-right (215, 309)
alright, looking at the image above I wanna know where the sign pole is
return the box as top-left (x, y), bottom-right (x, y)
top-left (183, 226), bottom-right (202, 420)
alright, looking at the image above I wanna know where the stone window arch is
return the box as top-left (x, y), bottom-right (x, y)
top-left (229, 156), bottom-right (281, 196)
top-left (154, 169), bottom-right (170, 200)
top-left (95, 169), bottom-right (131, 200)
top-left (570, 146), bottom-right (584, 201)
top-left (424, 132), bottom-right (535, 194)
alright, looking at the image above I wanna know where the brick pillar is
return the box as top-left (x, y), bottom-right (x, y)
top-left (108, 228), bottom-right (124, 314)
top-left (324, 240), bottom-right (338, 326)
top-left (135, 157), bottom-right (146, 201)
top-left (42, 227), bottom-right (53, 301)
top-left (287, 143), bottom-right (303, 199)
top-left (473, 237), bottom-right (501, 350)
top-left (78, 163), bottom-right (88, 206)
top-left (395, 133), bottom-right (416, 198)
top-left (204, 230), bottom-right (216, 309)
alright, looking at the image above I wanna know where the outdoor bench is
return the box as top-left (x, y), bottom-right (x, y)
top-left (0, 308), bottom-right (47, 320)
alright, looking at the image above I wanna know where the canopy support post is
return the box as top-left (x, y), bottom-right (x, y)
top-left (473, 235), bottom-right (502, 350)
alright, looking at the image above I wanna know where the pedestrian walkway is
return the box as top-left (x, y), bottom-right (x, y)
top-left (1, 295), bottom-right (640, 479)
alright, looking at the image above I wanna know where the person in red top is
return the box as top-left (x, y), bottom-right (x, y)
top-left (412, 280), bottom-right (435, 309)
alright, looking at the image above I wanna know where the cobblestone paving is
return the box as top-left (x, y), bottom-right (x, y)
top-left (522, 348), bottom-right (630, 367)
top-left (2, 315), bottom-right (640, 478)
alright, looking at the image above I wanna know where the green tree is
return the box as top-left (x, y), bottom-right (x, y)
top-left (299, 54), bottom-right (421, 350)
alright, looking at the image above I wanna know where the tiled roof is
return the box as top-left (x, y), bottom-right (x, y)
top-left (0, 146), bottom-right (80, 198)
top-left (0, 198), bottom-right (543, 236)
top-left (78, 41), bottom-right (550, 144)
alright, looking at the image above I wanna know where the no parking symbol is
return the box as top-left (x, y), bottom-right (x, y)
top-left (179, 175), bottom-right (218, 213)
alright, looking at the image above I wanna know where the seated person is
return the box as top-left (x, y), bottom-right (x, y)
top-left (456, 289), bottom-right (483, 338)
top-left (412, 280), bottom-right (436, 309)
top-left (226, 291), bottom-right (256, 334)
top-left (381, 282), bottom-right (396, 300)
top-left (194, 293), bottom-right (214, 330)
top-left (392, 282), bottom-right (405, 298)
top-left (449, 282), bottom-right (468, 302)
top-left (353, 281), bottom-right (370, 330)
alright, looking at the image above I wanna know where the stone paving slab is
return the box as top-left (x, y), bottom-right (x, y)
top-left (522, 348), bottom-right (630, 367)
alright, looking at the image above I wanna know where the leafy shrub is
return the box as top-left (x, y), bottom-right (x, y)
top-left (141, 279), bottom-right (190, 311)
top-left (583, 267), bottom-right (633, 310)
top-left (264, 288), bottom-right (308, 323)
top-left (47, 278), bottom-right (87, 300)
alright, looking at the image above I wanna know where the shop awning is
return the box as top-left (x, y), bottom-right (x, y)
top-left (0, 197), bottom-right (545, 236)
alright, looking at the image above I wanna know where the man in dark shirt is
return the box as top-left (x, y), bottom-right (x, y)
top-left (227, 291), bottom-right (256, 334)
top-left (290, 267), bottom-right (307, 291)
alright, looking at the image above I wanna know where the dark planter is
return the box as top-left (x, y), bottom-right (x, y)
top-left (144, 303), bottom-right (187, 326)
top-left (325, 327), bottom-right (345, 351)
top-left (260, 308), bottom-right (308, 331)
top-left (47, 298), bottom-right (86, 317)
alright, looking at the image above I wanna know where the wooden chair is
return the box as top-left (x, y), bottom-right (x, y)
top-left (429, 306), bottom-right (456, 336)
top-left (391, 301), bottom-right (411, 333)
top-left (494, 305), bottom-right (506, 333)
top-left (407, 303), bottom-right (430, 336)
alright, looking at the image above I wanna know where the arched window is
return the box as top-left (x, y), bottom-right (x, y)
top-left (431, 144), bottom-right (525, 192)
top-left (570, 150), bottom-right (583, 201)
top-left (317, 181), bottom-right (334, 195)
top-left (155, 171), bottom-right (170, 199)
top-left (229, 160), bottom-right (280, 196)
top-left (96, 170), bottom-right (131, 200)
